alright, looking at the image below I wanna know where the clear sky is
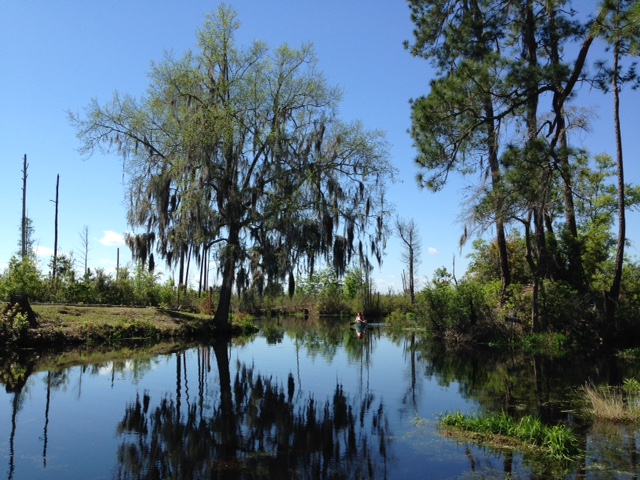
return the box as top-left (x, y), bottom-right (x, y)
top-left (1, 0), bottom-right (638, 293)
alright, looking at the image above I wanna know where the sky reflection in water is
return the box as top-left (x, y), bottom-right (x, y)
top-left (2, 320), bottom-right (637, 479)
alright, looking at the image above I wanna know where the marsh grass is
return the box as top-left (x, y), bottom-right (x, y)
top-left (26, 305), bottom-right (256, 348)
top-left (439, 411), bottom-right (580, 460)
top-left (580, 379), bottom-right (640, 423)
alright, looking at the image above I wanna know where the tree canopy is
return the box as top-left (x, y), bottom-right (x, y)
top-left (407, 0), bottom-right (640, 328)
top-left (70, 5), bottom-right (395, 327)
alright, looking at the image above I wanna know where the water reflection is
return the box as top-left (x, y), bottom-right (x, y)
top-left (2, 319), bottom-right (640, 479)
top-left (114, 339), bottom-right (391, 479)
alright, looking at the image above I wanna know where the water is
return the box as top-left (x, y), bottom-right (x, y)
top-left (1, 317), bottom-right (639, 479)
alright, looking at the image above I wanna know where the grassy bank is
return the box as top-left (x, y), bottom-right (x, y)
top-left (4, 304), bottom-right (256, 349)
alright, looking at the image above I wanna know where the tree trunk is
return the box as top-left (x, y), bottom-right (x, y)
top-left (469, 0), bottom-right (510, 302)
top-left (548, 3), bottom-right (587, 292)
top-left (21, 154), bottom-right (28, 260)
top-left (52, 174), bottom-right (60, 283)
top-left (213, 224), bottom-right (240, 329)
top-left (607, 42), bottom-right (625, 322)
top-left (524, 0), bottom-right (547, 331)
top-left (523, 217), bottom-right (541, 332)
top-left (409, 247), bottom-right (415, 304)
top-left (484, 95), bottom-right (510, 301)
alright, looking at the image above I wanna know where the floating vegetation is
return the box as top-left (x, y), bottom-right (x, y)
top-left (438, 411), bottom-right (580, 461)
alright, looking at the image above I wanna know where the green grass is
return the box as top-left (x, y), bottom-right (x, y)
top-left (3, 305), bottom-right (258, 349)
top-left (439, 411), bottom-right (580, 460)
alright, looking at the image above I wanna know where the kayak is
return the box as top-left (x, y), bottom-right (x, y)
top-left (352, 322), bottom-right (386, 329)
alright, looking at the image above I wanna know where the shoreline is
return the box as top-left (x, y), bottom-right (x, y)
top-left (3, 304), bottom-right (253, 351)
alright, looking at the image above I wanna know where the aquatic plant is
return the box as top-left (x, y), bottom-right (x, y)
top-left (439, 411), bottom-right (580, 460)
top-left (580, 379), bottom-right (640, 423)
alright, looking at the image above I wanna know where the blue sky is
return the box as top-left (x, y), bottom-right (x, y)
top-left (1, 0), bottom-right (638, 293)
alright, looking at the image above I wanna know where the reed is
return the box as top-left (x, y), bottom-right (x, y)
top-left (580, 379), bottom-right (640, 423)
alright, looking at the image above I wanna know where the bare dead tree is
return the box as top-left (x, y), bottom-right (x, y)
top-left (51, 174), bottom-right (60, 282)
top-left (396, 217), bottom-right (422, 304)
top-left (21, 154), bottom-right (28, 260)
top-left (78, 225), bottom-right (90, 276)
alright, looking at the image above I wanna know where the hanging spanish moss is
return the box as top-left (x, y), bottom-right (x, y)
top-left (288, 271), bottom-right (295, 299)
top-left (70, 5), bottom-right (395, 323)
top-left (333, 236), bottom-right (348, 277)
top-left (125, 232), bottom-right (156, 269)
top-left (322, 213), bottom-right (333, 250)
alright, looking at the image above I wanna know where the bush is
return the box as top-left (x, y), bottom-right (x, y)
top-left (414, 274), bottom-right (497, 342)
top-left (1, 303), bottom-right (31, 344)
top-left (316, 282), bottom-right (349, 315)
top-left (0, 256), bottom-right (43, 301)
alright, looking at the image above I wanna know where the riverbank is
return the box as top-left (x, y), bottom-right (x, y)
top-left (4, 304), bottom-right (254, 350)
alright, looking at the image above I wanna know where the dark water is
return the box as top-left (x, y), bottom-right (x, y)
top-left (1, 317), bottom-right (639, 479)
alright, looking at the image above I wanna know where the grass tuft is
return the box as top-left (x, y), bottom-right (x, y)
top-left (439, 411), bottom-right (580, 460)
top-left (580, 379), bottom-right (640, 423)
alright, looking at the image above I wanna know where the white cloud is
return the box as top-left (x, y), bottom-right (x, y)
top-left (428, 247), bottom-right (437, 255)
top-left (100, 231), bottom-right (126, 247)
top-left (36, 246), bottom-right (55, 257)
top-left (373, 274), bottom-right (401, 294)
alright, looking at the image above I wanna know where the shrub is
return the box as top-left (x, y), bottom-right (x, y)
top-left (414, 275), bottom-right (497, 342)
top-left (1, 303), bottom-right (31, 344)
top-left (0, 256), bottom-right (43, 301)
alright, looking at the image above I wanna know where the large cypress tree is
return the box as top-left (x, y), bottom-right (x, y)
top-left (71, 6), bottom-right (395, 328)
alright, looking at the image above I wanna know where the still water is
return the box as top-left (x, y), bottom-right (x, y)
top-left (1, 317), bottom-right (639, 479)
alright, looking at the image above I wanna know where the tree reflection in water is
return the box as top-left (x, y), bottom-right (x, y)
top-left (115, 338), bottom-right (392, 479)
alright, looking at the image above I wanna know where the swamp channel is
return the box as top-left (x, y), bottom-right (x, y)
top-left (1, 316), bottom-right (639, 479)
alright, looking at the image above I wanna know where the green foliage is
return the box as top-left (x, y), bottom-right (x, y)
top-left (467, 234), bottom-right (531, 285)
top-left (414, 273), bottom-right (496, 342)
top-left (317, 283), bottom-right (348, 315)
top-left (296, 269), bottom-right (341, 298)
top-left (295, 269), bottom-right (351, 315)
top-left (343, 268), bottom-right (363, 300)
top-left (1, 303), bottom-right (30, 344)
top-left (17, 217), bottom-right (37, 260)
top-left (614, 260), bottom-right (640, 338)
top-left (0, 252), bottom-right (198, 310)
top-left (46, 253), bottom-right (79, 302)
top-left (70, 5), bottom-right (395, 326)
top-left (385, 309), bottom-right (420, 327)
top-left (517, 333), bottom-right (571, 356)
top-left (439, 411), bottom-right (580, 460)
top-left (0, 256), bottom-right (43, 300)
top-left (405, 0), bottom-right (640, 344)
top-left (623, 378), bottom-right (640, 397)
